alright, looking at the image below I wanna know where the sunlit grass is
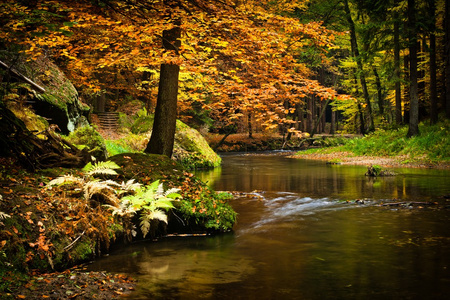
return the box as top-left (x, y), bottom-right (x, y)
top-left (105, 140), bottom-right (135, 156)
top-left (298, 121), bottom-right (450, 163)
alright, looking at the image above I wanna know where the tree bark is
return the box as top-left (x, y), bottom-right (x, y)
top-left (373, 67), bottom-right (384, 115)
top-left (445, 0), bottom-right (450, 119)
top-left (394, 0), bottom-right (402, 124)
top-left (429, 0), bottom-right (438, 124)
top-left (407, 0), bottom-right (420, 137)
top-left (247, 112), bottom-right (253, 138)
top-left (145, 23), bottom-right (181, 157)
top-left (330, 105), bottom-right (336, 134)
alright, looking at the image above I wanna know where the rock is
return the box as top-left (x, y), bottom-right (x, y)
top-left (1, 54), bottom-right (89, 133)
top-left (173, 120), bottom-right (222, 169)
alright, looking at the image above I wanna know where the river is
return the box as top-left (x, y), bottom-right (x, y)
top-left (88, 152), bottom-right (450, 299)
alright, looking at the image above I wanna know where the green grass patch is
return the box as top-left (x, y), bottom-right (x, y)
top-left (341, 121), bottom-right (450, 161)
top-left (296, 121), bottom-right (449, 163)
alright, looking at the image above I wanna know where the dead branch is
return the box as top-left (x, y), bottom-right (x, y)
top-left (0, 59), bottom-right (46, 93)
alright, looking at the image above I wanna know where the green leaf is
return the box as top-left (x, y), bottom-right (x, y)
top-left (63, 21), bottom-right (77, 27)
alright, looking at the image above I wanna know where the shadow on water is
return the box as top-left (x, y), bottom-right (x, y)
top-left (88, 152), bottom-right (450, 299)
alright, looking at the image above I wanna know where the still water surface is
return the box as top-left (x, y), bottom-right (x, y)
top-left (88, 152), bottom-right (450, 299)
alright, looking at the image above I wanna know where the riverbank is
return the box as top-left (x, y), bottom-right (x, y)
top-left (0, 153), bottom-right (236, 299)
top-left (291, 151), bottom-right (450, 169)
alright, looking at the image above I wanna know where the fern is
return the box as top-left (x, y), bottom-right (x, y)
top-left (83, 180), bottom-right (119, 205)
top-left (140, 209), bottom-right (168, 238)
top-left (108, 180), bottom-right (180, 238)
top-left (119, 179), bottom-right (142, 193)
top-left (82, 161), bottom-right (120, 176)
top-left (46, 161), bottom-right (181, 240)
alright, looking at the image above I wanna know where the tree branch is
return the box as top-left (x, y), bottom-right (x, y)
top-left (0, 59), bottom-right (46, 93)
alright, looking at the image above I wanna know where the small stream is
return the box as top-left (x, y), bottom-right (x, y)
top-left (88, 152), bottom-right (450, 299)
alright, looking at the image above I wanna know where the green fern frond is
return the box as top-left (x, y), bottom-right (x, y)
top-left (83, 161), bottom-right (120, 176)
top-left (164, 187), bottom-right (181, 199)
top-left (47, 175), bottom-right (84, 187)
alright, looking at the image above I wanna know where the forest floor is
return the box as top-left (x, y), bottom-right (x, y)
top-left (0, 158), bottom-right (137, 299)
top-left (10, 267), bottom-right (136, 299)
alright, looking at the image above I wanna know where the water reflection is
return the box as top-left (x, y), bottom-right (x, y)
top-left (197, 152), bottom-right (450, 201)
top-left (88, 153), bottom-right (450, 299)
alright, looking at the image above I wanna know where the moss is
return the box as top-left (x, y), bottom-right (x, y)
top-left (65, 125), bottom-right (108, 160)
top-left (174, 120), bottom-right (221, 169)
top-left (130, 114), bottom-right (154, 134)
top-left (71, 240), bottom-right (94, 262)
top-left (6, 101), bottom-right (48, 137)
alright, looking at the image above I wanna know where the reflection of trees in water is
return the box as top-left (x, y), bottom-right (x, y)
top-left (198, 155), bottom-right (449, 201)
top-left (134, 242), bottom-right (255, 297)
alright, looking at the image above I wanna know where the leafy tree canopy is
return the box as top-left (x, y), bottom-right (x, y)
top-left (0, 0), bottom-right (347, 131)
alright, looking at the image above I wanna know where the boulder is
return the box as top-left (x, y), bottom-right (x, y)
top-left (0, 55), bottom-right (89, 133)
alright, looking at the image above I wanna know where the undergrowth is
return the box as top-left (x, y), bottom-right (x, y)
top-left (299, 121), bottom-right (450, 163)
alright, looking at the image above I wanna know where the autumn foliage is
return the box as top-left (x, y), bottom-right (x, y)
top-left (0, 0), bottom-right (346, 135)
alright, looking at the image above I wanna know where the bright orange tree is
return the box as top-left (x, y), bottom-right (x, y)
top-left (0, 0), bottom-right (348, 137)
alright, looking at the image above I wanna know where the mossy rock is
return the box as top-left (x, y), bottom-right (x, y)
top-left (173, 120), bottom-right (221, 169)
top-left (130, 114), bottom-right (154, 134)
top-left (65, 125), bottom-right (108, 160)
top-left (0, 54), bottom-right (89, 133)
top-left (5, 101), bottom-right (48, 137)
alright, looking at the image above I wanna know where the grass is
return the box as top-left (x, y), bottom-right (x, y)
top-left (299, 121), bottom-right (450, 163)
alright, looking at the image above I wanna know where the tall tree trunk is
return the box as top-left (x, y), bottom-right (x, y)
top-left (445, 0), bottom-right (450, 119)
top-left (394, 0), bottom-right (403, 124)
top-left (145, 23), bottom-right (181, 157)
top-left (247, 112), bottom-right (253, 138)
top-left (373, 67), bottom-right (384, 115)
top-left (429, 0), bottom-right (438, 124)
top-left (311, 98), bottom-right (331, 138)
top-left (343, 0), bottom-right (375, 133)
top-left (357, 102), bottom-right (365, 134)
top-left (307, 96), bottom-right (313, 133)
top-left (407, 0), bottom-right (420, 137)
top-left (330, 105), bottom-right (336, 134)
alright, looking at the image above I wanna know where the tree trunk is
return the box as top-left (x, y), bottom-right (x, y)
top-left (445, 0), bottom-right (450, 119)
top-left (307, 96), bottom-right (313, 133)
top-left (394, 0), bottom-right (403, 124)
top-left (247, 112), bottom-right (253, 138)
top-left (145, 23), bottom-right (181, 157)
top-left (343, 0), bottom-right (375, 133)
top-left (429, 0), bottom-right (438, 124)
top-left (311, 98), bottom-right (331, 138)
top-left (357, 102), bottom-right (365, 134)
top-left (407, 0), bottom-right (420, 137)
top-left (373, 67), bottom-right (384, 115)
top-left (330, 105), bottom-right (336, 134)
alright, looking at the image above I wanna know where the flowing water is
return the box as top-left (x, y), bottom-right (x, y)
top-left (88, 152), bottom-right (450, 299)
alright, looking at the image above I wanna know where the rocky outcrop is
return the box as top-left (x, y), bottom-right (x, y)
top-left (1, 55), bottom-right (89, 133)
